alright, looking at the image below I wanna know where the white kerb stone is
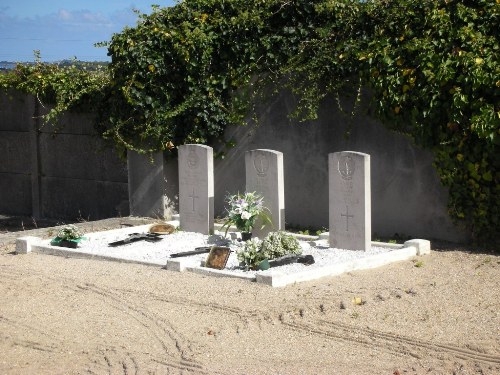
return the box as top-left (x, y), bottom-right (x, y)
top-left (404, 239), bottom-right (431, 255)
top-left (16, 236), bottom-right (39, 254)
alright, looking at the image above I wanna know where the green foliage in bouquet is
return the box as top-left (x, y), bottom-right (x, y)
top-left (221, 191), bottom-right (272, 234)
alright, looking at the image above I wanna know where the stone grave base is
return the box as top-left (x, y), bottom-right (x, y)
top-left (16, 220), bottom-right (430, 288)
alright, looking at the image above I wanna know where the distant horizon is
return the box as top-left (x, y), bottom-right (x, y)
top-left (0, 59), bottom-right (109, 64)
top-left (0, 1), bottom-right (176, 62)
top-left (0, 60), bottom-right (110, 70)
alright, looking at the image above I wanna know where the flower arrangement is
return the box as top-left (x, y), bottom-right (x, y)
top-left (237, 238), bottom-right (268, 270)
top-left (237, 231), bottom-right (303, 270)
top-left (221, 191), bottom-right (272, 235)
top-left (57, 224), bottom-right (83, 240)
top-left (50, 224), bottom-right (85, 248)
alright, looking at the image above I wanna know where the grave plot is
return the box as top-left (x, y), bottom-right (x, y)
top-left (16, 147), bottom-right (431, 286)
top-left (16, 221), bottom-right (430, 287)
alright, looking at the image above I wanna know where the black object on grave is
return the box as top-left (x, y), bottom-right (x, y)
top-left (268, 254), bottom-right (315, 268)
top-left (108, 233), bottom-right (163, 247)
top-left (169, 247), bottom-right (212, 258)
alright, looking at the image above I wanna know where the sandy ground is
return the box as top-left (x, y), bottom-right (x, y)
top-left (0, 217), bottom-right (498, 374)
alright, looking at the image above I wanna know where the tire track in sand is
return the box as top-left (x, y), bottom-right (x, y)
top-left (0, 266), bottom-right (218, 374)
top-left (282, 318), bottom-right (500, 366)
top-left (2, 261), bottom-right (498, 370)
top-left (69, 282), bottom-right (215, 374)
top-left (104, 288), bottom-right (500, 367)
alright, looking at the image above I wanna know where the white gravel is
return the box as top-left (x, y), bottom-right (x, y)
top-left (40, 225), bottom-right (398, 276)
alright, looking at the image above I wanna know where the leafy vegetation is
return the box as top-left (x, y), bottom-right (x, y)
top-left (0, 51), bottom-right (109, 128)
top-left (0, 0), bottom-right (498, 243)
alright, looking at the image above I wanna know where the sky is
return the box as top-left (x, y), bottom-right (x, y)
top-left (0, 0), bottom-right (176, 62)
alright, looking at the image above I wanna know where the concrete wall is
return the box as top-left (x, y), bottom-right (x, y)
top-left (127, 151), bottom-right (178, 219)
top-left (0, 90), bottom-right (129, 220)
top-left (212, 91), bottom-right (469, 242)
top-left (1, 90), bottom-right (469, 242)
top-left (0, 90), bottom-right (34, 215)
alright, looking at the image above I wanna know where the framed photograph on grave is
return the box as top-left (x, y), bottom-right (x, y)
top-left (205, 246), bottom-right (231, 270)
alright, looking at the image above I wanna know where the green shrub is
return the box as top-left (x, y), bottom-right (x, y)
top-left (260, 231), bottom-right (303, 259)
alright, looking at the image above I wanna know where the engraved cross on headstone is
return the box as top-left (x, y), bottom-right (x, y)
top-left (189, 188), bottom-right (199, 212)
top-left (340, 205), bottom-right (354, 232)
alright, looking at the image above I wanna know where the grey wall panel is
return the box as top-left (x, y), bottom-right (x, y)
top-left (0, 173), bottom-right (32, 215)
top-left (212, 92), bottom-right (469, 242)
top-left (0, 131), bottom-right (31, 174)
top-left (0, 90), bottom-right (34, 132)
top-left (39, 133), bottom-right (127, 182)
top-left (41, 177), bottom-right (129, 220)
top-left (38, 107), bottom-right (96, 135)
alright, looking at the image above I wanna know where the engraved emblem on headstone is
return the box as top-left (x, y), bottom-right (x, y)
top-left (187, 148), bottom-right (199, 169)
top-left (188, 188), bottom-right (199, 212)
top-left (338, 155), bottom-right (355, 180)
top-left (341, 205), bottom-right (354, 232)
top-left (253, 153), bottom-right (269, 177)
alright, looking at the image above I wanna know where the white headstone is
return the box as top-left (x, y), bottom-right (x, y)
top-left (245, 149), bottom-right (285, 237)
top-left (329, 151), bottom-right (371, 251)
top-left (178, 144), bottom-right (214, 234)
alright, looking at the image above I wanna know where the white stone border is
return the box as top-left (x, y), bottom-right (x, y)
top-left (165, 240), bottom-right (422, 287)
top-left (256, 245), bottom-right (417, 287)
top-left (15, 222), bottom-right (430, 288)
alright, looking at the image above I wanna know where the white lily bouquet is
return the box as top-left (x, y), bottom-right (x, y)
top-left (221, 191), bottom-right (272, 235)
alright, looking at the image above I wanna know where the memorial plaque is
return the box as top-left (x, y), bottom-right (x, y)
top-left (205, 246), bottom-right (231, 270)
top-left (178, 144), bottom-right (214, 234)
top-left (245, 149), bottom-right (285, 237)
top-left (329, 151), bottom-right (371, 251)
